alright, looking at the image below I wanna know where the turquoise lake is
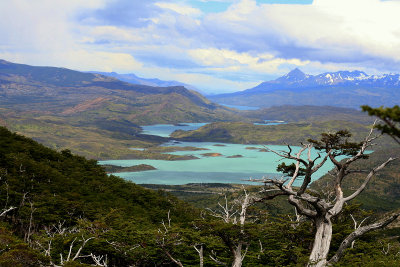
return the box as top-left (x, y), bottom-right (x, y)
top-left (141, 123), bottom-right (209, 137)
top-left (99, 123), bottom-right (340, 185)
top-left (219, 103), bottom-right (260, 110)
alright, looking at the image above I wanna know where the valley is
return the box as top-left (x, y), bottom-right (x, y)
top-left (3, 1), bottom-right (400, 265)
top-left (1, 59), bottom-right (400, 266)
top-left (0, 60), bottom-right (246, 159)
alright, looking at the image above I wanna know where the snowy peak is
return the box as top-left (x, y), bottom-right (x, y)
top-left (277, 68), bottom-right (308, 83)
top-left (315, 70), bottom-right (369, 85)
top-left (271, 69), bottom-right (400, 87)
top-left (246, 69), bottom-right (400, 95)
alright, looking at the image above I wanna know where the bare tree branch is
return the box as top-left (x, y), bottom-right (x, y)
top-left (329, 213), bottom-right (400, 264)
top-left (210, 251), bottom-right (227, 266)
top-left (207, 195), bottom-right (237, 224)
top-left (163, 249), bottom-right (184, 267)
top-left (343, 157), bottom-right (398, 202)
top-left (288, 196), bottom-right (317, 218)
top-left (349, 214), bottom-right (369, 249)
top-left (0, 206), bottom-right (16, 217)
top-left (263, 146), bottom-right (308, 167)
top-left (287, 146), bottom-right (308, 188)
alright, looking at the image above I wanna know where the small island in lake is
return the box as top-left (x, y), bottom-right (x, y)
top-left (103, 164), bottom-right (157, 173)
top-left (145, 146), bottom-right (209, 153)
top-left (245, 146), bottom-right (259, 150)
top-left (201, 153), bottom-right (223, 157)
top-left (226, 155), bottom-right (243, 158)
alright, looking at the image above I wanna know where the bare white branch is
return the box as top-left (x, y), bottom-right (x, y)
top-left (344, 157), bottom-right (398, 202)
top-left (329, 212), bottom-right (400, 264)
top-left (207, 195), bottom-right (237, 224)
top-left (0, 206), bottom-right (15, 217)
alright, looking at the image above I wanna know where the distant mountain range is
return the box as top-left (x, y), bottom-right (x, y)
top-left (92, 71), bottom-right (201, 93)
top-left (0, 59), bottom-right (238, 122)
top-left (209, 68), bottom-right (400, 108)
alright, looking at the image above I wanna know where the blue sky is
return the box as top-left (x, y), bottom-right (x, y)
top-left (188, 0), bottom-right (313, 13)
top-left (1, 0), bottom-right (400, 93)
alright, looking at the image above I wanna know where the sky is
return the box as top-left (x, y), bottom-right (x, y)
top-left (1, 0), bottom-right (400, 93)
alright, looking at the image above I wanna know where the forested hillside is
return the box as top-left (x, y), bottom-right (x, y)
top-left (1, 127), bottom-right (400, 266)
top-left (0, 126), bottom-right (197, 265)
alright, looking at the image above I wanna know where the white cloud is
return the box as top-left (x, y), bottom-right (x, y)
top-left (0, 0), bottom-right (106, 61)
top-left (63, 50), bottom-right (143, 72)
top-left (155, 2), bottom-right (203, 16)
top-left (3, 0), bottom-right (400, 93)
top-left (87, 26), bottom-right (143, 43)
top-left (206, 0), bottom-right (400, 65)
top-left (188, 48), bottom-right (309, 74)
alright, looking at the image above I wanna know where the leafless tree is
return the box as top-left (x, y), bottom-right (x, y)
top-left (207, 188), bottom-right (254, 267)
top-left (0, 173), bottom-right (16, 218)
top-left (34, 221), bottom-right (99, 266)
top-left (24, 201), bottom-right (36, 243)
top-left (254, 126), bottom-right (399, 267)
top-left (194, 244), bottom-right (204, 267)
top-left (59, 235), bottom-right (95, 265)
top-left (157, 210), bottom-right (184, 267)
top-left (288, 207), bottom-right (305, 229)
top-left (88, 253), bottom-right (108, 267)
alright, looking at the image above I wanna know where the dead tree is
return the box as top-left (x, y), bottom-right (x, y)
top-left (255, 128), bottom-right (399, 267)
top-left (0, 173), bottom-right (16, 218)
top-left (59, 235), bottom-right (95, 265)
top-left (34, 221), bottom-right (97, 266)
top-left (207, 188), bottom-right (253, 267)
top-left (194, 244), bottom-right (204, 267)
top-left (88, 253), bottom-right (108, 267)
top-left (157, 210), bottom-right (184, 267)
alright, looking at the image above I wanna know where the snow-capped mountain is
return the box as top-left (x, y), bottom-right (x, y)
top-left (276, 68), bottom-right (310, 83)
top-left (313, 70), bottom-right (369, 85)
top-left (209, 68), bottom-right (400, 108)
top-left (248, 69), bottom-right (400, 94)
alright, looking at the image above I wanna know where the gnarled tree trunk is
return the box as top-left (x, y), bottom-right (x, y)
top-left (232, 242), bottom-right (243, 267)
top-left (308, 217), bottom-right (332, 267)
top-left (259, 127), bottom-right (399, 266)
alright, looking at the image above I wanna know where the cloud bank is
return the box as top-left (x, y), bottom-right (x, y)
top-left (1, 0), bottom-right (400, 93)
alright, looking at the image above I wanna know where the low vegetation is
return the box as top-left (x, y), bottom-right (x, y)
top-left (242, 105), bottom-right (375, 124)
top-left (170, 121), bottom-right (375, 145)
top-left (102, 164), bottom-right (157, 173)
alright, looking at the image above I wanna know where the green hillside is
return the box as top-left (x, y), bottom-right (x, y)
top-left (0, 126), bottom-right (198, 265)
top-left (0, 60), bottom-right (246, 159)
top-left (242, 105), bottom-right (375, 124)
top-left (170, 121), bottom-right (376, 145)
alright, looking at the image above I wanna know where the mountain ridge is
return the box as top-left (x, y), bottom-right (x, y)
top-left (92, 71), bottom-right (201, 92)
top-left (209, 68), bottom-right (400, 108)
